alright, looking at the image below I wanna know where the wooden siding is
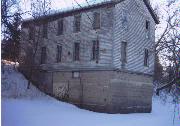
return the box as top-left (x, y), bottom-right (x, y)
top-left (20, 0), bottom-right (155, 75)
top-left (21, 6), bottom-right (115, 69)
top-left (113, 0), bottom-right (155, 75)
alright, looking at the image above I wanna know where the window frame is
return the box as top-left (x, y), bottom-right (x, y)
top-left (74, 42), bottom-right (80, 61)
top-left (57, 45), bottom-right (62, 63)
top-left (42, 22), bottom-right (48, 38)
top-left (41, 46), bottom-right (47, 64)
top-left (93, 11), bottom-right (101, 30)
top-left (121, 41), bottom-right (127, 63)
top-left (145, 20), bottom-right (150, 39)
top-left (92, 40), bottom-right (99, 63)
top-left (121, 9), bottom-right (128, 30)
top-left (57, 19), bottom-right (64, 35)
top-left (29, 25), bottom-right (35, 40)
top-left (72, 71), bottom-right (80, 78)
top-left (144, 48), bottom-right (149, 67)
top-left (74, 14), bottom-right (81, 32)
top-left (146, 20), bottom-right (150, 30)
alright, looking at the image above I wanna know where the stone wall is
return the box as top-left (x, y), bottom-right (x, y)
top-left (20, 67), bottom-right (53, 94)
top-left (108, 79), bottom-right (152, 113)
top-left (52, 70), bottom-right (153, 113)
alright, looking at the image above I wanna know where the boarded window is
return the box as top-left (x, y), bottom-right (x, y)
top-left (29, 26), bottom-right (35, 40)
top-left (93, 12), bottom-right (100, 29)
top-left (74, 15), bottom-right (81, 32)
top-left (41, 47), bottom-right (46, 64)
top-left (74, 43), bottom-right (80, 61)
top-left (121, 42), bottom-right (127, 63)
top-left (57, 19), bottom-right (63, 35)
top-left (144, 49), bottom-right (149, 66)
top-left (42, 23), bottom-right (48, 38)
top-left (92, 40), bottom-right (99, 63)
top-left (57, 45), bottom-right (62, 62)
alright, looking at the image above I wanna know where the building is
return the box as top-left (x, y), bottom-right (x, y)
top-left (20, 0), bottom-right (159, 113)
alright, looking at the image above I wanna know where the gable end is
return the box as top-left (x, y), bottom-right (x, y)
top-left (143, 0), bottom-right (159, 24)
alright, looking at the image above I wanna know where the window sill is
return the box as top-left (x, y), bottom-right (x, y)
top-left (56, 34), bottom-right (63, 36)
top-left (144, 65), bottom-right (149, 68)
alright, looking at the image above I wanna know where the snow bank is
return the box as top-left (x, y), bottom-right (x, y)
top-left (1, 61), bottom-right (180, 126)
top-left (1, 61), bottom-right (46, 98)
top-left (2, 96), bottom-right (180, 126)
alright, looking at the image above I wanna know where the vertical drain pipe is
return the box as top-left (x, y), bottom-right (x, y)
top-left (80, 73), bottom-right (83, 108)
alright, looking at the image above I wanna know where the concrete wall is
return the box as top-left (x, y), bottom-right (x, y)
top-left (53, 70), bottom-right (153, 113)
top-left (108, 78), bottom-right (153, 113)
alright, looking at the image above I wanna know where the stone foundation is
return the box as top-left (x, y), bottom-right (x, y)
top-left (20, 66), bottom-right (153, 113)
top-left (52, 70), bottom-right (153, 113)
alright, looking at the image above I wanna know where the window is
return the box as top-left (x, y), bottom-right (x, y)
top-left (29, 26), bottom-right (35, 40)
top-left (146, 20), bottom-right (150, 30)
top-left (121, 9), bottom-right (128, 30)
top-left (57, 45), bottom-right (62, 62)
top-left (72, 71), bottom-right (80, 78)
top-left (74, 43), bottom-right (80, 61)
top-left (57, 19), bottom-right (63, 35)
top-left (93, 12), bottom-right (100, 29)
top-left (144, 49), bottom-right (149, 66)
top-left (92, 40), bottom-right (99, 63)
top-left (121, 42), bottom-right (127, 63)
top-left (146, 20), bottom-right (150, 39)
top-left (74, 15), bottom-right (81, 32)
top-left (41, 47), bottom-right (46, 64)
top-left (42, 23), bottom-right (48, 38)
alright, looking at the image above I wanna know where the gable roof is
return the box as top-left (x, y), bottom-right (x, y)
top-left (22, 0), bottom-right (121, 25)
top-left (22, 0), bottom-right (159, 25)
top-left (143, 0), bottom-right (159, 24)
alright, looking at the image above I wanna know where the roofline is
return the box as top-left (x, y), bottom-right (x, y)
top-left (143, 0), bottom-right (159, 24)
top-left (22, 0), bottom-right (159, 25)
top-left (22, 0), bottom-right (124, 24)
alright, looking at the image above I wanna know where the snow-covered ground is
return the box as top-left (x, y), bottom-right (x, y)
top-left (1, 62), bottom-right (180, 126)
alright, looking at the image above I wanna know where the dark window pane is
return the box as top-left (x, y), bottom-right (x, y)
top-left (144, 49), bottom-right (149, 66)
top-left (41, 47), bottom-right (46, 64)
top-left (74, 43), bottom-right (80, 61)
top-left (92, 40), bottom-right (99, 63)
top-left (43, 23), bottom-right (48, 38)
top-left (96, 40), bottom-right (99, 63)
top-left (57, 45), bottom-right (62, 62)
top-left (74, 15), bottom-right (81, 32)
top-left (92, 41), bottom-right (96, 60)
top-left (57, 19), bottom-right (63, 35)
top-left (93, 12), bottom-right (100, 29)
top-left (121, 42), bottom-right (127, 63)
top-left (146, 20), bottom-right (150, 30)
top-left (29, 26), bottom-right (35, 40)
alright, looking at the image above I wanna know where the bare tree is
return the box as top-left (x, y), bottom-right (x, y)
top-left (20, 0), bottom-right (51, 89)
top-left (1, 0), bottom-right (22, 62)
top-left (154, 0), bottom-right (180, 94)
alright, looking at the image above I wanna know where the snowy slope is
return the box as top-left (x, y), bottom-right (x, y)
top-left (2, 61), bottom-right (46, 98)
top-left (1, 63), bottom-right (180, 126)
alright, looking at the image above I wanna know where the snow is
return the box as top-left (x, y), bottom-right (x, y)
top-left (2, 60), bottom-right (45, 98)
top-left (1, 62), bottom-right (180, 126)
